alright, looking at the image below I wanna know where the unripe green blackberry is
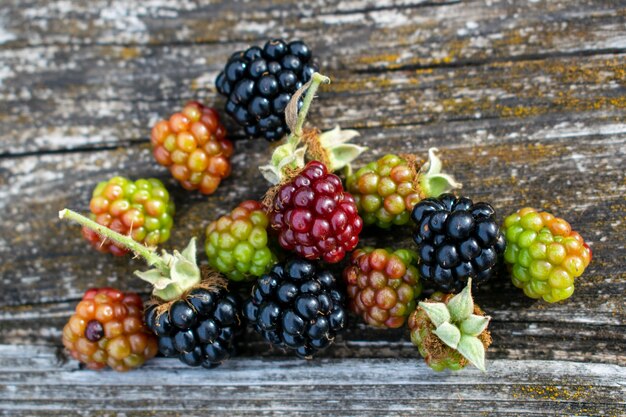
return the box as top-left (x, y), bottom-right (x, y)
top-left (347, 149), bottom-right (459, 229)
top-left (205, 201), bottom-right (277, 281)
top-left (503, 207), bottom-right (592, 303)
top-left (82, 177), bottom-right (175, 256)
top-left (343, 247), bottom-right (422, 328)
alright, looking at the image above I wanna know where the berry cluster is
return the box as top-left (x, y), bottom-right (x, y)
top-left (503, 207), bottom-right (591, 302)
top-left (81, 177), bottom-right (174, 256)
top-left (268, 161), bottom-right (363, 264)
top-left (205, 200), bottom-right (276, 281)
top-left (411, 194), bottom-right (506, 293)
top-left (58, 37), bottom-right (595, 375)
top-left (216, 39), bottom-right (318, 141)
top-left (243, 260), bottom-right (346, 358)
top-left (62, 288), bottom-right (158, 371)
top-left (145, 289), bottom-right (240, 368)
top-left (151, 102), bottom-right (233, 195)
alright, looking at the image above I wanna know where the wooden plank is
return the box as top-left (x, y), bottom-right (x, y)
top-left (1, 51), bottom-right (624, 154)
top-left (0, 1), bottom-right (624, 154)
top-left (0, 345), bottom-right (623, 417)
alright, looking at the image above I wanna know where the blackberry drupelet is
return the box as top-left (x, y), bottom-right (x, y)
top-left (502, 207), bottom-right (592, 303)
top-left (215, 39), bottom-right (318, 141)
top-left (243, 259), bottom-right (346, 359)
top-left (145, 289), bottom-right (240, 368)
top-left (62, 288), bottom-right (158, 371)
top-left (411, 194), bottom-right (506, 293)
top-left (268, 161), bottom-right (363, 264)
top-left (343, 247), bottom-right (422, 328)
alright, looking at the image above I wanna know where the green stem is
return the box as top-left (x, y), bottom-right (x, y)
top-left (293, 72), bottom-right (330, 139)
top-left (58, 208), bottom-right (169, 270)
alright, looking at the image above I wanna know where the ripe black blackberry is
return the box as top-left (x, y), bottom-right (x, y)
top-left (215, 39), bottom-right (318, 142)
top-left (144, 289), bottom-right (240, 368)
top-left (243, 259), bottom-right (346, 359)
top-left (411, 194), bottom-right (506, 293)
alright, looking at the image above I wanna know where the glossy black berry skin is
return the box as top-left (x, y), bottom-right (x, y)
top-left (145, 288), bottom-right (240, 368)
top-left (243, 259), bottom-right (346, 358)
top-left (215, 39), bottom-right (318, 142)
top-left (411, 194), bottom-right (506, 293)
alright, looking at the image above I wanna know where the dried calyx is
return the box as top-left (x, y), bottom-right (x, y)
top-left (59, 209), bottom-right (222, 301)
top-left (259, 72), bottom-right (366, 185)
top-left (418, 279), bottom-right (490, 371)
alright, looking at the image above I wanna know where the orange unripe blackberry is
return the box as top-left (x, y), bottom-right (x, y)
top-left (62, 288), bottom-right (158, 371)
top-left (81, 177), bottom-right (175, 256)
top-left (151, 102), bottom-right (233, 195)
top-left (343, 247), bottom-right (422, 328)
top-left (503, 207), bottom-right (592, 303)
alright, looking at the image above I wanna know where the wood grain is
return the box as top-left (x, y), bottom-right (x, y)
top-left (0, 0), bottom-right (625, 414)
top-left (0, 345), bottom-right (624, 417)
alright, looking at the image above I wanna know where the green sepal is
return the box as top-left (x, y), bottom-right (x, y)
top-left (434, 322), bottom-right (461, 349)
top-left (419, 148), bottom-right (462, 197)
top-left (447, 279), bottom-right (474, 322)
top-left (134, 238), bottom-right (201, 301)
top-left (456, 334), bottom-right (487, 372)
top-left (259, 142), bottom-right (306, 185)
top-left (317, 126), bottom-right (367, 172)
top-left (460, 314), bottom-right (491, 337)
top-left (418, 301), bottom-right (450, 328)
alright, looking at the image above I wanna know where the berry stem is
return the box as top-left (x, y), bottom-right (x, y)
top-left (292, 72), bottom-right (330, 139)
top-left (59, 209), bottom-right (169, 270)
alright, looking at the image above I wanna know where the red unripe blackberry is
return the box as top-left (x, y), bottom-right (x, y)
top-left (343, 247), bottom-right (422, 328)
top-left (151, 102), bottom-right (233, 195)
top-left (62, 288), bottom-right (158, 371)
top-left (81, 177), bottom-right (175, 256)
top-left (503, 207), bottom-right (592, 302)
top-left (268, 161), bottom-right (363, 264)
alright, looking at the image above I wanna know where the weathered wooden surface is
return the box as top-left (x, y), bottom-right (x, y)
top-left (0, 0), bottom-right (625, 415)
top-left (1, 345), bottom-right (625, 417)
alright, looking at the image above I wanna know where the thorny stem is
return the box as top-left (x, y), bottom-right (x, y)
top-left (59, 209), bottom-right (169, 271)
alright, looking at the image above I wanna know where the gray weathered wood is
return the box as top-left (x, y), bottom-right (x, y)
top-left (0, 0), bottom-right (625, 415)
top-left (0, 345), bottom-right (624, 417)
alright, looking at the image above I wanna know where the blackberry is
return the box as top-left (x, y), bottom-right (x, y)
top-left (347, 149), bottom-right (460, 229)
top-left (62, 288), bottom-right (158, 371)
top-left (205, 200), bottom-right (277, 281)
top-left (243, 259), bottom-right (346, 359)
top-left (343, 247), bottom-right (422, 328)
top-left (268, 161), bottom-right (363, 264)
top-left (411, 194), bottom-right (506, 293)
top-left (81, 177), bottom-right (175, 256)
top-left (408, 280), bottom-right (492, 371)
top-left (215, 39), bottom-right (318, 141)
top-left (144, 288), bottom-right (240, 368)
top-left (60, 209), bottom-right (241, 369)
top-left (151, 101), bottom-right (233, 195)
top-left (502, 207), bottom-right (592, 303)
